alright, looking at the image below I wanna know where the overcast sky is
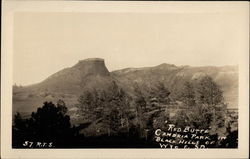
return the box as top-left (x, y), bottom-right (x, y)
top-left (14, 10), bottom-right (248, 85)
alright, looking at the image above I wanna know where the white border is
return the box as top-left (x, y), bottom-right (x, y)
top-left (1, 1), bottom-right (249, 159)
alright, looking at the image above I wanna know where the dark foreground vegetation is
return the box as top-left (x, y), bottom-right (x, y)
top-left (13, 76), bottom-right (238, 148)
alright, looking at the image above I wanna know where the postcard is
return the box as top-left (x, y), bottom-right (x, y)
top-left (1, 1), bottom-right (249, 158)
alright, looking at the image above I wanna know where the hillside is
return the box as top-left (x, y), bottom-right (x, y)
top-left (111, 64), bottom-right (238, 108)
top-left (13, 58), bottom-right (238, 117)
top-left (13, 58), bottom-right (117, 115)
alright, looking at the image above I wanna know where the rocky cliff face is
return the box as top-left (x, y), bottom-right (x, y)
top-left (73, 58), bottom-right (110, 76)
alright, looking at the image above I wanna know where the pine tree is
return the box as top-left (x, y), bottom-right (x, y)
top-left (155, 82), bottom-right (171, 105)
top-left (181, 81), bottom-right (195, 107)
top-left (77, 90), bottom-right (94, 121)
top-left (133, 83), bottom-right (147, 137)
top-left (195, 76), bottom-right (223, 106)
top-left (101, 81), bottom-right (131, 136)
top-left (148, 82), bottom-right (171, 110)
top-left (192, 76), bottom-right (226, 133)
top-left (134, 83), bottom-right (147, 112)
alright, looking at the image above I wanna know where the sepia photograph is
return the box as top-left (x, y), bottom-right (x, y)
top-left (1, 1), bottom-right (249, 159)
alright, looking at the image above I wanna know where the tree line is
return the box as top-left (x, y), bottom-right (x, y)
top-left (13, 75), bottom-right (238, 148)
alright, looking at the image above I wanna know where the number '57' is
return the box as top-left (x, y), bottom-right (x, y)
top-left (23, 141), bottom-right (33, 147)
